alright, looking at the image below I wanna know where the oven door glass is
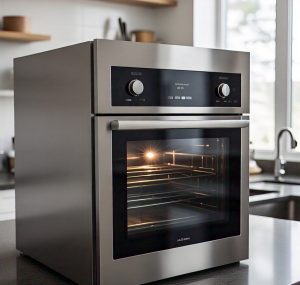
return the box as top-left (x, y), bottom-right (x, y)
top-left (112, 128), bottom-right (241, 259)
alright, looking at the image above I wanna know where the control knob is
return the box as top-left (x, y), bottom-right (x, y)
top-left (128, 79), bottom-right (144, 96)
top-left (217, 83), bottom-right (230, 99)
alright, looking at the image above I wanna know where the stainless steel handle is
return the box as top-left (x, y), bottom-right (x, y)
top-left (110, 119), bottom-right (249, 130)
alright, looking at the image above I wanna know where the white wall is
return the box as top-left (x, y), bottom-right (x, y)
top-left (0, 0), bottom-right (201, 152)
top-left (0, 0), bottom-right (159, 89)
top-left (155, 0), bottom-right (194, 46)
top-left (0, 0), bottom-right (159, 152)
top-left (193, 0), bottom-right (218, 48)
top-left (0, 98), bottom-right (14, 152)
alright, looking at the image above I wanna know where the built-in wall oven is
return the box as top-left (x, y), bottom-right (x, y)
top-left (96, 115), bottom-right (249, 285)
top-left (111, 118), bottom-right (246, 259)
top-left (15, 40), bottom-right (249, 285)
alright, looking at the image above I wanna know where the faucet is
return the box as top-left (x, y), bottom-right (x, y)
top-left (274, 128), bottom-right (298, 180)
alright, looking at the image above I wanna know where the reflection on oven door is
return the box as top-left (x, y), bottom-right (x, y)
top-left (126, 138), bottom-right (228, 236)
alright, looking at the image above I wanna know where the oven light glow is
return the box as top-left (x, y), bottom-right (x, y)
top-left (145, 151), bottom-right (156, 160)
top-left (194, 144), bottom-right (210, 148)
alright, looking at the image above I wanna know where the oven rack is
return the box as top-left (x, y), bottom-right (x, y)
top-left (128, 215), bottom-right (200, 232)
top-left (127, 164), bottom-right (216, 190)
top-left (128, 164), bottom-right (216, 175)
top-left (127, 181), bottom-right (219, 210)
top-left (127, 203), bottom-right (220, 233)
top-left (127, 184), bottom-right (216, 205)
top-left (127, 194), bottom-right (213, 210)
top-left (127, 186), bottom-right (214, 201)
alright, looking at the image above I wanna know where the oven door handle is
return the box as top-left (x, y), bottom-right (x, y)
top-left (110, 119), bottom-right (249, 130)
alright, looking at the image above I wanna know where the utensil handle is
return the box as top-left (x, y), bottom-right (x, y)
top-left (118, 18), bottom-right (126, 40)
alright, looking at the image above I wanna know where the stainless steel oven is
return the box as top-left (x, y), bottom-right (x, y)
top-left (96, 115), bottom-right (249, 285)
top-left (15, 40), bottom-right (249, 285)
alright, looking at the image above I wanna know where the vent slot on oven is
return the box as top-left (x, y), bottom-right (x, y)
top-left (126, 138), bottom-right (228, 236)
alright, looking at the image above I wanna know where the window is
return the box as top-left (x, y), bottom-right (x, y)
top-left (226, 0), bottom-right (276, 150)
top-left (221, 0), bottom-right (300, 161)
top-left (292, 0), bottom-right (300, 152)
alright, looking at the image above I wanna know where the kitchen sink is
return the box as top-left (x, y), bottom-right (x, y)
top-left (249, 189), bottom-right (278, 196)
top-left (251, 179), bottom-right (300, 186)
top-left (250, 196), bottom-right (300, 221)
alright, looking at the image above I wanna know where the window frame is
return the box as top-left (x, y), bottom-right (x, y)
top-left (219, 0), bottom-right (300, 161)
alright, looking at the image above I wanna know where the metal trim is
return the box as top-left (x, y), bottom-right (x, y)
top-left (93, 39), bottom-right (250, 115)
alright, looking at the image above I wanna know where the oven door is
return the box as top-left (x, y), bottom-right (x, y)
top-left (109, 117), bottom-right (249, 259)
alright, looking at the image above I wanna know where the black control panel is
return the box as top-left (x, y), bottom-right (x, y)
top-left (111, 66), bottom-right (241, 107)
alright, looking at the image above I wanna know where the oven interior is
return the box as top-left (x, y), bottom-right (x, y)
top-left (126, 138), bottom-right (228, 236)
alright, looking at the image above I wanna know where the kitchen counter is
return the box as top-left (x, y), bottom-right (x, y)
top-left (1, 215), bottom-right (300, 285)
top-left (0, 172), bottom-right (14, 190)
top-left (250, 173), bottom-right (300, 184)
top-left (2, 174), bottom-right (300, 285)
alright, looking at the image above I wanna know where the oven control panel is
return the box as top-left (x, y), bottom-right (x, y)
top-left (111, 67), bottom-right (241, 107)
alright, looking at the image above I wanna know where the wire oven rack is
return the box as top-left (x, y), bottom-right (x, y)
top-left (126, 162), bottom-right (222, 233)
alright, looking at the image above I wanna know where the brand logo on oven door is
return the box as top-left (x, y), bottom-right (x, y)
top-left (177, 237), bottom-right (191, 243)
